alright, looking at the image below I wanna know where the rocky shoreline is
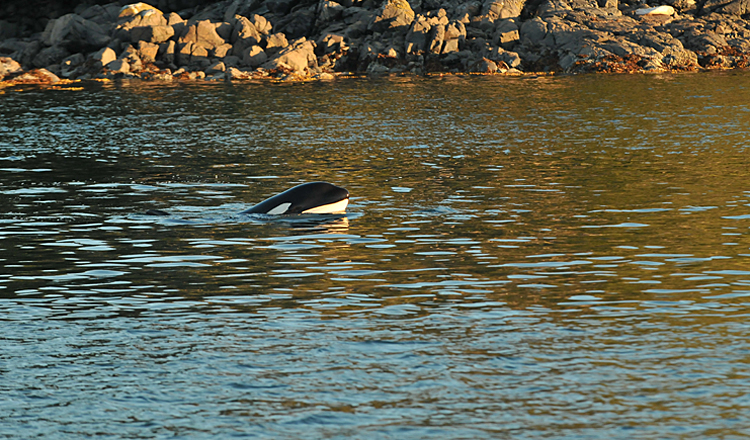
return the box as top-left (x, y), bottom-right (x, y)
top-left (2, 0), bottom-right (750, 84)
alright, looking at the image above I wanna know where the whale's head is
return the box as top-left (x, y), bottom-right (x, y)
top-left (241, 182), bottom-right (349, 215)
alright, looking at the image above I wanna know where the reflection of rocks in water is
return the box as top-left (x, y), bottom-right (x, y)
top-left (3, 0), bottom-right (750, 84)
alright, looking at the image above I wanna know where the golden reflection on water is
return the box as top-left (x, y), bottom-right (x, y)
top-left (3, 72), bottom-right (750, 438)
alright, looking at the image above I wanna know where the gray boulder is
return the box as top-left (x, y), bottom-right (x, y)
top-left (41, 13), bottom-right (111, 52)
top-left (176, 42), bottom-right (193, 66)
top-left (166, 12), bottom-right (184, 26)
top-left (494, 20), bottom-right (520, 48)
top-left (114, 9), bottom-right (168, 42)
top-left (483, 0), bottom-right (527, 19)
top-left (106, 59), bottom-right (130, 74)
top-left (92, 47), bottom-right (117, 68)
top-left (267, 0), bottom-right (296, 14)
top-left (537, 0), bottom-right (602, 16)
top-left (702, 0), bottom-right (750, 14)
top-left (317, 33), bottom-right (348, 54)
top-left (159, 40), bottom-right (176, 64)
top-left (265, 32), bottom-right (290, 53)
top-left (0, 20), bottom-right (19, 40)
top-left (137, 41), bottom-right (160, 63)
top-left (240, 45), bottom-right (268, 67)
top-left (264, 38), bottom-right (318, 73)
top-left (250, 14), bottom-right (273, 35)
top-left (60, 53), bottom-right (85, 78)
top-left (232, 15), bottom-right (261, 45)
top-left (275, 6), bottom-right (317, 40)
top-left (482, 44), bottom-right (522, 67)
top-left (405, 17), bottom-right (432, 54)
top-left (32, 45), bottom-right (71, 68)
top-left (119, 45), bottom-right (143, 71)
top-left (319, 0), bottom-right (346, 24)
top-left (206, 61), bottom-right (226, 74)
top-left (370, 0), bottom-right (416, 33)
top-left (79, 3), bottom-right (121, 25)
top-left (428, 24), bottom-right (446, 54)
top-left (179, 20), bottom-right (226, 51)
top-left (215, 43), bottom-right (233, 58)
top-left (131, 25), bottom-right (175, 44)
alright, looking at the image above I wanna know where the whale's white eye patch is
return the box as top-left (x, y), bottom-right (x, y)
top-left (267, 202), bottom-right (292, 215)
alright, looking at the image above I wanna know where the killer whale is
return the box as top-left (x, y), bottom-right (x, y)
top-left (145, 182), bottom-right (349, 217)
top-left (241, 182), bottom-right (349, 215)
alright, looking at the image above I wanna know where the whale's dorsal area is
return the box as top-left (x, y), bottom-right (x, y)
top-left (144, 182), bottom-right (349, 217)
top-left (240, 182), bottom-right (349, 215)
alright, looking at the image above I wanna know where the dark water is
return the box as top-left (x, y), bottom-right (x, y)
top-left (2, 73), bottom-right (750, 438)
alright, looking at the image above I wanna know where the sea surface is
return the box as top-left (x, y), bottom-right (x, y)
top-left (2, 73), bottom-right (750, 439)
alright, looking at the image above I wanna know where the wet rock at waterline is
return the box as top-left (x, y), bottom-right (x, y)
top-left (3, 0), bottom-right (750, 84)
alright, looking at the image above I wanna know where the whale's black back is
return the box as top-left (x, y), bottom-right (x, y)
top-left (240, 182), bottom-right (349, 215)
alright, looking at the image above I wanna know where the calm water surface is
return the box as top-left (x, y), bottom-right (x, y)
top-left (2, 73), bottom-right (750, 438)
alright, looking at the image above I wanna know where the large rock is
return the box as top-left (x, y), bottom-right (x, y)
top-left (428, 24), bottom-right (445, 54)
top-left (114, 8), bottom-right (168, 42)
top-left (119, 3), bottom-right (161, 18)
top-left (205, 61), bottom-right (226, 74)
top-left (41, 13), bottom-right (111, 52)
top-left (317, 33), bottom-right (348, 54)
top-left (106, 59), bottom-right (130, 74)
top-left (483, 0), bottom-right (527, 19)
top-left (12, 68), bottom-right (61, 84)
top-left (250, 14), bottom-right (272, 35)
top-left (179, 20), bottom-right (226, 51)
top-left (137, 41), bottom-right (159, 63)
top-left (537, 0), bottom-right (610, 16)
top-left (14, 40), bottom-right (43, 68)
top-left (264, 38), bottom-right (318, 73)
top-left (32, 45), bottom-right (70, 68)
top-left (165, 12), bottom-right (184, 26)
top-left (370, 0), bottom-right (416, 33)
top-left (131, 25), bottom-right (175, 44)
top-left (404, 15), bottom-right (432, 55)
top-left (240, 45), bottom-right (268, 67)
top-left (158, 40), bottom-right (176, 64)
top-left (405, 17), bottom-right (432, 54)
top-left (119, 45), bottom-right (143, 71)
top-left (231, 15), bottom-right (262, 55)
top-left (267, 0), bottom-right (296, 14)
top-left (79, 3), bottom-right (122, 25)
top-left (0, 57), bottom-right (23, 80)
top-left (265, 32), bottom-right (290, 53)
top-left (176, 41), bottom-right (193, 66)
top-left (319, 0), bottom-right (345, 24)
top-left (520, 16), bottom-right (551, 46)
top-left (91, 47), bottom-right (117, 69)
top-left (0, 20), bottom-right (20, 40)
top-left (702, 0), bottom-right (750, 14)
top-left (214, 43), bottom-right (233, 58)
top-left (275, 6), bottom-right (317, 40)
top-left (482, 45), bottom-right (522, 67)
top-left (60, 53), bottom-right (85, 78)
top-left (494, 19), bottom-right (519, 48)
